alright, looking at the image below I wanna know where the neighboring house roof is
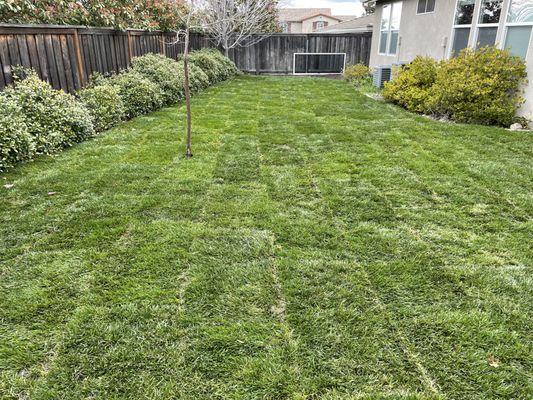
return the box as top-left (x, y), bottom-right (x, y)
top-left (334, 15), bottom-right (360, 22)
top-left (317, 15), bottom-right (374, 33)
top-left (279, 8), bottom-right (333, 22)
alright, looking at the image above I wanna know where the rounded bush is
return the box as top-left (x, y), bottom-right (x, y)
top-left (429, 47), bottom-right (527, 126)
top-left (0, 94), bottom-right (35, 171)
top-left (131, 53), bottom-right (185, 105)
top-left (110, 70), bottom-right (164, 119)
top-left (343, 63), bottom-right (371, 86)
top-left (78, 84), bottom-right (125, 132)
top-left (189, 48), bottom-right (238, 84)
top-left (382, 56), bottom-right (438, 114)
top-left (6, 70), bottom-right (95, 154)
top-left (382, 48), bottom-right (527, 126)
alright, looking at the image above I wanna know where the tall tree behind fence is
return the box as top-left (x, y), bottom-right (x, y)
top-left (0, 24), bottom-right (371, 93)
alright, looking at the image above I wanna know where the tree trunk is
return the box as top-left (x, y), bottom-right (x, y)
top-left (183, 27), bottom-right (193, 158)
top-left (224, 37), bottom-right (229, 58)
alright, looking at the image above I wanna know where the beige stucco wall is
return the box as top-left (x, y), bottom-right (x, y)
top-left (521, 39), bottom-right (533, 121)
top-left (302, 15), bottom-right (341, 33)
top-left (369, 0), bottom-right (456, 66)
top-left (289, 22), bottom-right (303, 33)
top-left (369, 0), bottom-right (533, 121)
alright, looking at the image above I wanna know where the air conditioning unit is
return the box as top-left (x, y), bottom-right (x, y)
top-left (373, 66), bottom-right (392, 88)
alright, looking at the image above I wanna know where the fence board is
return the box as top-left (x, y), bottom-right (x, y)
top-left (0, 24), bottom-right (372, 93)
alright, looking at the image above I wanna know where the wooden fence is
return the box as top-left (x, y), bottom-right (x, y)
top-left (229, 33), bottom-right (372, 74)
top-left (0, 24), bottom-right (372, 92)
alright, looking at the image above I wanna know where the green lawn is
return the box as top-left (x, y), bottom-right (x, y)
top-left (1, 75), bottom-right (532, 400)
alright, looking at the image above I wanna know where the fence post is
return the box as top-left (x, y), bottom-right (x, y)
top-left (254, 35), bottom-right (261, 74)
top-left (127, 30), bottom-right (133, 66)
top-left (160, 32), bottom-right (166, 56)
top-left (72, 28), bottom-right (86, 87)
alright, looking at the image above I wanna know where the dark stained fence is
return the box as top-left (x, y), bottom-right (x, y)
top-left (229, 33), bottom-right (372, 74)
top-left (0, 24), bottom-right (372, 92)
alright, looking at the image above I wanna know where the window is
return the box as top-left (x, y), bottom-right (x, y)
top-left (280, 22), bottom-right (290, 33)
top-left (379, 2), bottom-right (403, 55)
top-left (505, 26), bottom-right (532, 57)
top-left (507, 0), bottom-right (533, 23)
top-left (417, 0), bottom-right (435, 14)
top-left (451, 0), bottom-right (475, 56)
top-left (476, 0), bottom-right (503, 48)
top-left (314, 21), bottom-right (328, 31)
top-left (479, 0), bottom-right (503, 24)
top-left (455, 0), bottom-right (475, 25)
top-left (477, 27), bottom-right (499, 47)
top-left (504, 0), bottom-right (533, 59)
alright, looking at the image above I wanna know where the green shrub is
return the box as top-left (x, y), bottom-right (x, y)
top-left (78, 84), bottom-right (125, 132)
top-left (131, 53), bottom-right (185, 105)
top-left (189, 48), bottom-right (238, 84)
top-left (429, 47), bottom-right (527, 126)
top-left (177, 61), bottom-right (210, 93)
top-left (382, 57), bottom-right (438, 114)
top-left (109, 70), bottom-right (164, 119)
top-left (383, 48), bottom-right (527, 126)
top-left (343, 64), bottom-right (371, 86)
top-left (0, 94), bottom-right (35, 171)
top-left (87, 72), bottom-right (111, 87)
top-left (6, 70), bottom-right (94, 154)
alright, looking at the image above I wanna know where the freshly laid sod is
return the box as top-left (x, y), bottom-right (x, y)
top-left (1, 76), bottom-right (532, 399)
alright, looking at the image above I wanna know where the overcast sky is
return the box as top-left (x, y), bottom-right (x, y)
top-left (284, 0), bottom-right (365, 16)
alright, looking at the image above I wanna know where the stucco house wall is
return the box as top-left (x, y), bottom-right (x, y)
top-left (369, 0), bottom-right (533, 121)
top-left (289, 22), bottom-right (303, 33)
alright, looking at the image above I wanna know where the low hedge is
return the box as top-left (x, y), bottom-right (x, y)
top-left (5, 70), bottom-right (94, 155)
top-left (109, 70), bottom-right (164, 119)
top-left (189, 48), bottom-right (238, 84)
top-left (382, 47), bottom-right (527, 126)
top-left (78, 84), bottom-right (125, 132)
top-left (0, 94), bottom-right (34, 171)
top-left (131, 53), bottom-right (185, 105)
top-left (181, 61), bottom-right (211, 93)
top-left (0, 50), bottom-right (237, 171)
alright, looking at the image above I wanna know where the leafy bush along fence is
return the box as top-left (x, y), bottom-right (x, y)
top-left (0, 24), bottom-right (372, 92)
top-left (0, 49), bottom-right (238, 171)
top-left (382, 47), bottom-right (528, 127)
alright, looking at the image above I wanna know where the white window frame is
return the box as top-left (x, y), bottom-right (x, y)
top-left (293, 53), bottom-right (347, 76)
top-left (378, 1), bottom-right (403, 56)
top-left (448, 0), bottom-right (477, 58)
top-left (473, 0), bottom-right (503, 49)
top-left (502, 0), bottom-right (533, 59)
top-left (447, 0), bottom-right (533, 59)
top-left (416, 0), bottom-right (435, 15)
